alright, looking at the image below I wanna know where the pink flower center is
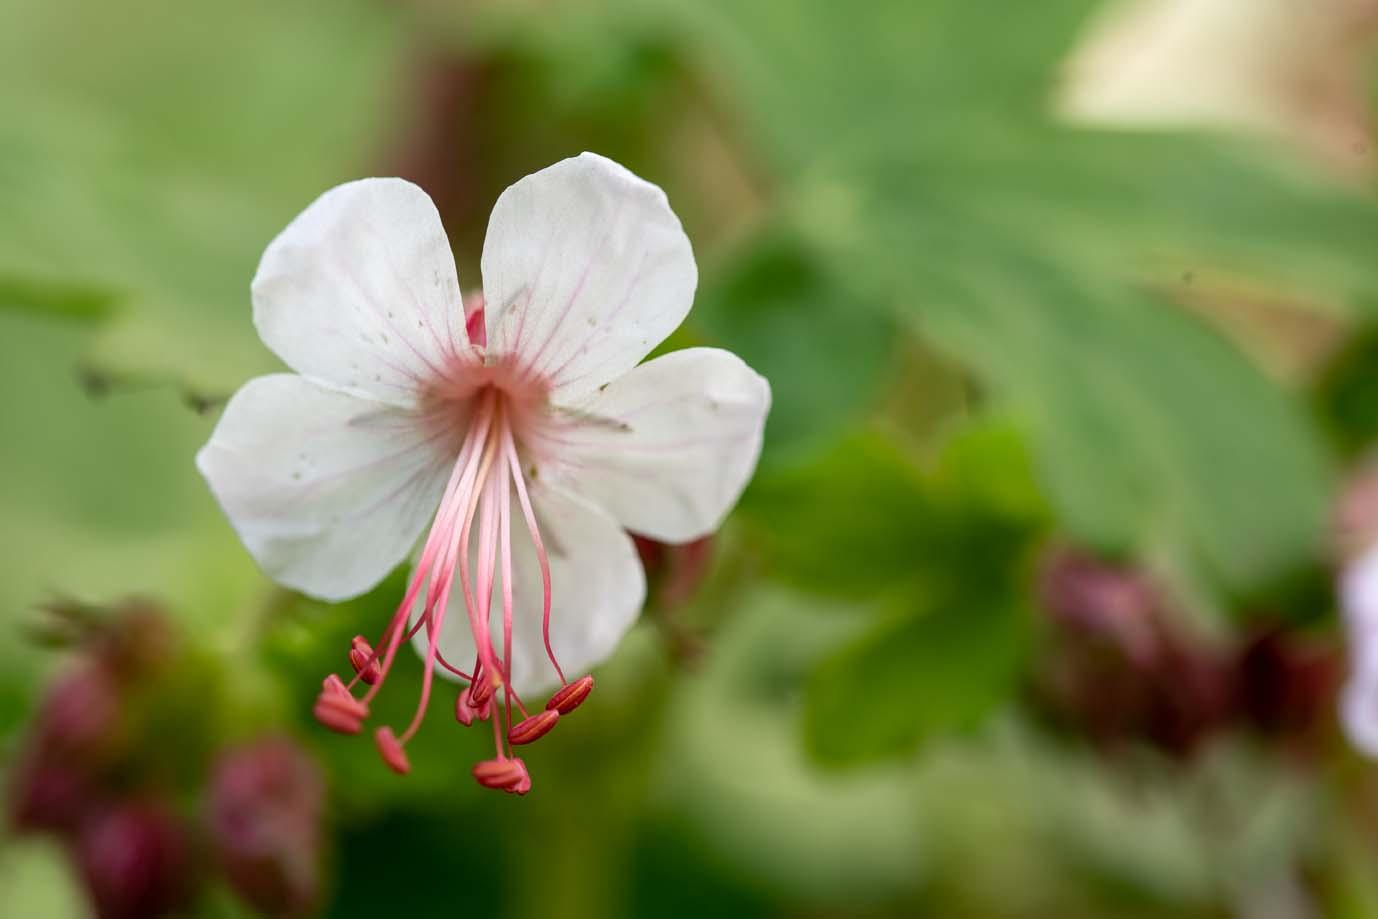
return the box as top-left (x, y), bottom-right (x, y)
top-left (312, 299), bottom-right (594, 793)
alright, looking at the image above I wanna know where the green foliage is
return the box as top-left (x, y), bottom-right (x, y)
top-left (0, 0), bottom-right (404, 397)
top-left (742, 422), bottom-right (1043, 764)
top-left (805, 587), bottom-right (1029, 767)
top-left (3, 0), bottom-right (1376, 915)
top-left (694, 230), bottom-right (895, 463)
top-left (744, 423), bottom-right (1044, 600)
top-left (672, 0), bottom-right (1373, 592)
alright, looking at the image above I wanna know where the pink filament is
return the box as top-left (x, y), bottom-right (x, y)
top-left (322, 378), bottom-right (572, 776)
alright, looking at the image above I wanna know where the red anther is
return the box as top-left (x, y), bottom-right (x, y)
top-left (312, 698), bottom-right (362, 735)
top-left (477, 697), bottom-right (493, 721)
top-left (545, 675), bottom-right (594, 715)
top-left (348, 636), bottom-right (381, 685)
top-left (508, 709), bottom-right (559, 746)
top-left (313, 676), bottom-right (368, 734)
top-left (468, 674), bottom-right (495, 707)
top-left (320, 675), bottom-right (367, 719)
top-left (472, 757), bottom-right (528, 791)
top-left (455, 690), bottom-right (478, 726)
top-left (374, 727), bottom-right (410, 775)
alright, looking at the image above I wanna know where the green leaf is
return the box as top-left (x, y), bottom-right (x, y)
top-left (694, 229), bottom-right (895, 463)
top-left (743, 426), bottom-right (1043, 601)
top-left (661, 587), bottom-right (927, 901)
top-left (0, 0), bottom-right (405, 395)
top-left (803, 575), bottom-right (1029, 767)
top-left (673, 0), bottom-right (1365, 591)
top-left (0, 840), bottom-right (87, 919)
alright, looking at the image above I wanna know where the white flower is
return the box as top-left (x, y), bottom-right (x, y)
top-left (1340, 543), bottom-right (1378, 756)
top-left (197, 153), bottom-right (771, 788)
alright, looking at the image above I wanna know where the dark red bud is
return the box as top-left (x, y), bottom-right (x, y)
top-left (508, 710), bottom-right (559, 746)
top-left (6, 751), bottom-right (94, 833)
top-left (76, 802), bottom-right (194, 919)
top-left (545, 675), bottom-right (594, 715)
top-left (374, 727), bottom-right (410, 775)
top-left (38, 664), bottom-right (119, 757)
top-left (209, 739), bottom-right (324, 919)
top-left (348, 636), bottom-right (381, 685)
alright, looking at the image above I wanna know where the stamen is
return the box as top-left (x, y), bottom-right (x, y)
top-left (455, 690), bottom-right (479, 726)
top-left (374, 727), bottom-right (410, 775)
top-left (349, 636), bottom-right (381, 684)
top-left (546, 675), bottom-right (595, 715)
top-left (472, 757), bottom-right (529, 794)
top-left (508, 709), bottom-right (559, 745)
top-left (311, 370), bottom-right (586, 793)
top-left (503, 426), bottom-right (565, 685)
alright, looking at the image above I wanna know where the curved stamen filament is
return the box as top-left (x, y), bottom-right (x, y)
top-left (502, 424), bottom-right (564, 686)
top-left (317, 378), bottom-right (573, 789)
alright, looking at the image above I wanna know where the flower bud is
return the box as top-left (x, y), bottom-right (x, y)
top-left (209, 739), bottom-right (324, 919)
top-left (37, 664), bottom-right (120, 758)
top-left (76, 801), bottom-right (194, 919)
top-left (6, 750), bottom-right (95, 834)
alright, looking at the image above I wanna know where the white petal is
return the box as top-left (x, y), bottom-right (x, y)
top-left (197, 375), bottom-right (451, 601)
top-left (544, 348), bottom-right (770, 543)
top-left (1342, 543), bottom-right (1378, 638)
top-left (1342, 664), bottom-right (1378, 758)
top-left (416, 483), bottom-right (646, 695)
top-left (253, 178), bottom-right (468, 405)
top-left (481, 153), bottom-right (697, 401)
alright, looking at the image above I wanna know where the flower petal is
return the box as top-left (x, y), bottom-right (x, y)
top-left (253, 178), bottom-right (468, 405)
top-left (481, 152), bottom-right (697, 401)
top-left (197, 375), bottom-right (451, 601)
top-left (542, 348), bottom-right (770, 543)
top-left (417, 483), bottom-right (646, 695)
top-left (1342, 663), bottom-right (1378, 758)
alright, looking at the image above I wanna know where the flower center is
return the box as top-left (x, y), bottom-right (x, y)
top-left (311, 349), bottom-right (594, 793)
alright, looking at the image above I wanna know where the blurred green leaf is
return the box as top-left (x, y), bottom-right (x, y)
top-left (744, 424), bottom-right (1043, 601)
top-left (661, 587), bottom-right (926, 903)
top-left (0, 0), bottom-right (404, 396)
top-left (673, 0), bottom-right (1373, 592)
top-left (804, 587), bottom-right (1029, 767)
top-left (0, 839), bottom-right (87, 919)
top-left (695, 229), bottom-right (895, 463)
top-left (1316, 326), bottom-right (1378, 456)
top-left (741, 423), bottom-right (1041, 765)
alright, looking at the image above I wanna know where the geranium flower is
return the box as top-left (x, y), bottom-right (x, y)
top-left (197, 153), bottom-right (770, 791)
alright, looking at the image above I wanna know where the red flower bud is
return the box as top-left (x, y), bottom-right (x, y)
top-left (76, 802), bottom-right (194, 919)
